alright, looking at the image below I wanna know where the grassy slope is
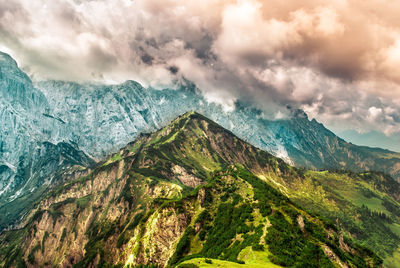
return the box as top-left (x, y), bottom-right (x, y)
top-left (125, 165), bottom-right (381, 267)
top-left (180, 246), bottom-right (282, 268)
top-left (272, 169), bottom-right (400, 265)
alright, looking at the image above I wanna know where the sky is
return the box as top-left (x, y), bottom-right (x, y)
top-left (0, 0), bottom-right (400, 151)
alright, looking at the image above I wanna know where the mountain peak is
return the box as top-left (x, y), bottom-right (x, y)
top-left (122, 111), bottom-right (278, 187)
top-left (0, 51), bottom-right (19, 69)
top-left (155, 110), bottom-right (230, 142)
top-left (162, 110), bottom-right (213, 132)
top-left (0, 51), bottom-right (33, 85)
top-left (289, 108), bottom-right (309, 119)
top-left (177, 110), bottom-right (197, 118)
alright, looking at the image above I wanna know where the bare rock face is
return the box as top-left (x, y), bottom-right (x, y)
top-left (197, 188), bottom-right (206, 207)
top-left (297, 215), bottom-right (305, 233)
top-left (338, 232), bottom-right (354, 254)
top-left (322, 244), bottom-right (349, 268)
top-left (139, 209), bottom-right (189, 266)
top-left (172, 165), bottom-right (203, 188)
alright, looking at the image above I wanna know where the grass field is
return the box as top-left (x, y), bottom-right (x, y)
top-left (179, 247), bottom-right (281, 267)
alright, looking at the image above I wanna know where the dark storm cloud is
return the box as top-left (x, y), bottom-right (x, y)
top-left (168, 66), bottom-right (179, 75)
top-left (140, 53), bottom-right (153, 65)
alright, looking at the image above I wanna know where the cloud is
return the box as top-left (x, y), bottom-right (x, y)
top-left (1, 0), bottom-right (400, 137)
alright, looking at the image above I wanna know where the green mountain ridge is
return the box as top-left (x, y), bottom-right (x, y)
top-left (1, 111), bottom-right (399, 267)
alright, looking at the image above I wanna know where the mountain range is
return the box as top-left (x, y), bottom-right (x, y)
top-left (0, 111), bottom-right (389, 267)
top-left (2, 51), bottom-right (400, 234)
top-left (2, 51), bottom-right (400, 266)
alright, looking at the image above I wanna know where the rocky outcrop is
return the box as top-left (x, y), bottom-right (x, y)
top-left (138, 208), bottom-right (191, 265)
top-left (297, 215), bottom-right (305, 233)
top-left (172, 165), bottom-right (203, 188)
top-left (322, 244), bottom-right (349, 268)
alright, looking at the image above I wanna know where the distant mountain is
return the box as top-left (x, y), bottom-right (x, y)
top-left (0, 112), bottom-right (384, 267)
top-left (268, 112), bottom-right (400, 179)
top-left (339, 129), bottom-right (400, 153)
top-left (2, 51), bottom-right (400, 230)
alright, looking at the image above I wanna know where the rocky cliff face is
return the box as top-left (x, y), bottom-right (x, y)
top-left (0, 52), bottom-right (94, 230)
top-left (0, 141), bottom-right (94, 230)
top-left (0, 112), bottom-right (383, 267)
